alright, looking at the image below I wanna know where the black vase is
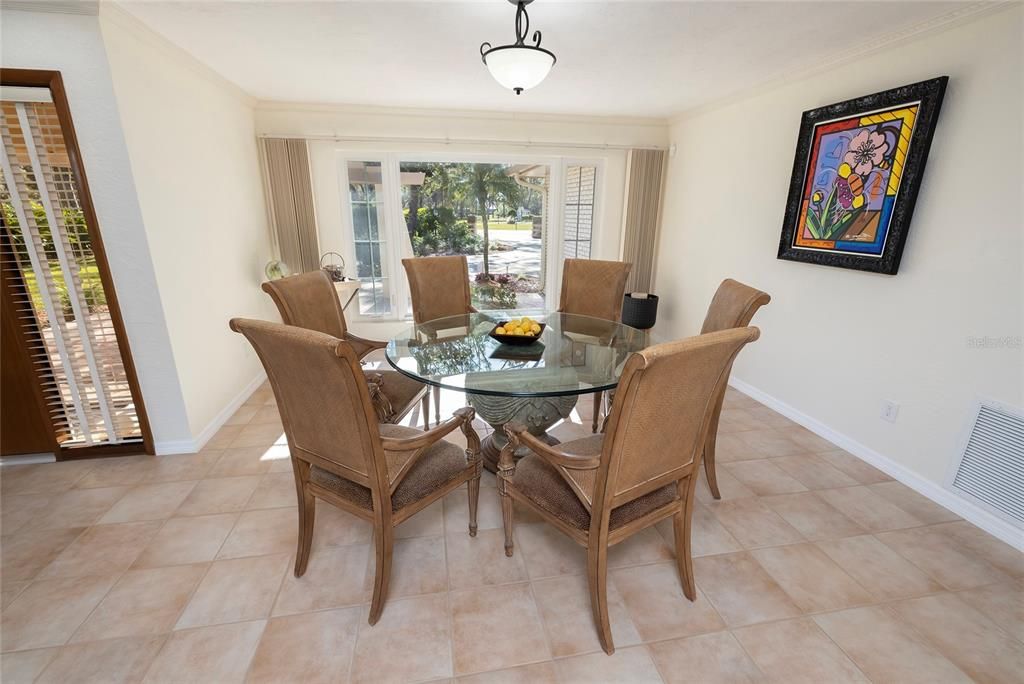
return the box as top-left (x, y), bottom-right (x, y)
top-left (621, 293), bottom-right (659, 329)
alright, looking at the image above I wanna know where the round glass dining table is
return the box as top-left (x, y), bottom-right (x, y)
top-left (385, 311), bottom-right (650, 472)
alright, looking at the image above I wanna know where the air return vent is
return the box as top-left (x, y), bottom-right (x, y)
top-left (948, 400), bottom-right (1023, 525)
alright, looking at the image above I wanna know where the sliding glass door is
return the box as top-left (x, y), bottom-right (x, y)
top-left (340, 154), bottom-right (601, 321)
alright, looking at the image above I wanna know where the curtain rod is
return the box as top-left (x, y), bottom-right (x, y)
top-left (256, 133), bottom-right (666, 152)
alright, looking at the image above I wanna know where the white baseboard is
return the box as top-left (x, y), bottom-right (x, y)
top-left (0, 452), bottom-right (57, 467)
top-left (729, 377), bottom-right (1024, 552)
top-left (154, 371), bottom-right (267, 455)
top-left (152, 440), bottom-right (200, 456)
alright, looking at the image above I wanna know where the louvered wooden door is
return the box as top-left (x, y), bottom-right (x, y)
top-left (1, 250), bottom-right (55, 456)
top-left (1, 69), bottom-right (152, 459)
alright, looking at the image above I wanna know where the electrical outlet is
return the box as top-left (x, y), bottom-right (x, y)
top-left (881, 400), bottom-right (900, 423)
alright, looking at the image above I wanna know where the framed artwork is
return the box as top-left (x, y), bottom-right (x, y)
top-left (777, 76), bottom-right (948, 274)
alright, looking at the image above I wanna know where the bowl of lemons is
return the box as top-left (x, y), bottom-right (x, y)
top-left (489, 316), bottom-right (546, 345)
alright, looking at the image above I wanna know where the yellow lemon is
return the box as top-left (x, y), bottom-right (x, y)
top-left (530, 323), bottom-right (541, 333)
top-left (511, 329), bottom-right (524, 336)
top-left (495, 327), bottom-right (507, 335)
top-left (837, 162), bottom-right (852, 179)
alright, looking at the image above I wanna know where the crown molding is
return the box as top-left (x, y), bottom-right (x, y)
top-left (668, 0), bottom-right (1014, 125)
top-left (1, 1), bottom-right (98, 16)
top-left (255, 100), bottom-right (670, 129)
top-left (99, 2), bottom-right (257, 108)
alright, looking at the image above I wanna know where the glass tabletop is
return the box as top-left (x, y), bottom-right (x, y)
top-left (385, 311), bottom-right (651, 398)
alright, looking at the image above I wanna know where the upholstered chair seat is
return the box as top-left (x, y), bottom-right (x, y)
top-left (369, 371), bottom-right (431, 420)
top-left (309, 426), bottom-right (469, 512)
top-left (511, 446), bottom-right (679, 531)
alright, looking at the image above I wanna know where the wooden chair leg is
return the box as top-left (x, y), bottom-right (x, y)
top-left (586, 543), bottom-right (615, 654)
top-left (292, 460), bottom-right (315, 577)
top-left (591, 391), bottom-right (603, 433)
top-left (432, 385), bottom-right (441, 426)
top-left (461, 411), bottom-right (482, 538)
top-left (421, 392), bottom-right (430, 431)
top-left (497, 442), bottom-right (516, 557)
top-left (704, 396), bottom-right (724, 499)
top-left (368, 525), bottom-right (394, 626)
top-left (467, 475), bottom-right (480, 537)
top-left (673, 475), bottom-right (699, 601)
top-left (703, 439), bottom-right (721, 500)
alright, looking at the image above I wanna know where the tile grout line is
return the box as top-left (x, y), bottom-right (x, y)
top-left (6, 394), bottom-right (1019, 680)
top-left (30, 514), bottom-right (176, 665)
top-left (137, 495), bottom-right (251, 679)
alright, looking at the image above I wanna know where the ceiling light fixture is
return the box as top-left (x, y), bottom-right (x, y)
top-left (480, 0), bottom-right (556, 95)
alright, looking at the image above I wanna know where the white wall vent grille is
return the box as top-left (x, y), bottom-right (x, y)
top-left (949, 400), bottom-right (1024, 526)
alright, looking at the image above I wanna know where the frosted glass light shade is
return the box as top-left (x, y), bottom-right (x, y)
top-left (483, 46), bottom-right (555, 93)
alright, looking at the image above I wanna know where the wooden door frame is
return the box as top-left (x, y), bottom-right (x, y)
top-left (1, 67), bottom-right (154, 458)
top-left (0, 226), bottom-right (62, 456)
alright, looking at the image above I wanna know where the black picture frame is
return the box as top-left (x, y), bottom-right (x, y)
top-left (777, 76), bottom-right (948, 275)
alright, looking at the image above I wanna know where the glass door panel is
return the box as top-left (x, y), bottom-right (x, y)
top-left (346, 160), bottom-right (391, 316)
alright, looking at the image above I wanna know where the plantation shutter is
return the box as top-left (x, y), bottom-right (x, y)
top-left (0, 97), bottom-right (144, 447)
top-left (563, 165), bottom-right (596, 259)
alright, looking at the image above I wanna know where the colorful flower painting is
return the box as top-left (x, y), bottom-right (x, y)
top-left (778, 77), bottom-right (948, 275)
top-left (798, 109), bottom-right (910, 252)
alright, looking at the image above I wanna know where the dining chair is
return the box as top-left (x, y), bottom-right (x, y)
top-left (557, 258), bottom-right (632, 432)
top-left (498, 326), bottom-right (761, 654)
top-left (262, 271), bottom-right (430, 429)
top-left (699, 279), bottom-right (771, 499)
top-left (402, 255), bottom-right (477, 425)
top-left (230, 318), bottom-right (482, 625)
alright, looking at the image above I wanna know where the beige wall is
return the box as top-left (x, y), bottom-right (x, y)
top-left (655, 6), bottom-right (1022, 541)
top-left (1, 8), bottom-right (195, 451)
top-left (100, 7), bottom-right (276, 446)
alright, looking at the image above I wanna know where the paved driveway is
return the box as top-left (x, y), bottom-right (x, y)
top-left (465, 229), bottom-right (542, 280)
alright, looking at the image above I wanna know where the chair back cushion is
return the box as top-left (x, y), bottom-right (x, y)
top-left (402, 256), bottom-right (474, 324)
top-left (262, 270), bottom-right (348, 338)
top-left (559, 259), bottom-right (632, 321)
top-left (600, 327), bottom-right (760, 504)
top-left (700, 279), bottom-right (771, 334)
top-left (229, 318), bottom-right (383, 488)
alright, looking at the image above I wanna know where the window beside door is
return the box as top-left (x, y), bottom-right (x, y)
top-left (564, 165), bottom-right (596, 259)
top-left (346, 160), bottom-right (391, 316)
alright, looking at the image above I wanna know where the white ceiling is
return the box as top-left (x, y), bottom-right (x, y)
top-left (116, 0), bottom-right (976, 119)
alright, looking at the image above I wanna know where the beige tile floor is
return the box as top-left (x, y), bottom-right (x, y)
top-left (2, 383), bottom-right (1022, 683)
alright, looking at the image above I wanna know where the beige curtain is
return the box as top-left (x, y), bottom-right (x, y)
top-left (621, 148), bottom-right (667, 293)
top-left (259, 138), bottom-right (319, 273)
